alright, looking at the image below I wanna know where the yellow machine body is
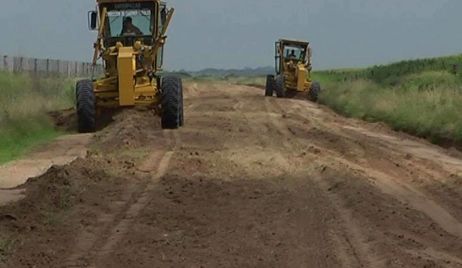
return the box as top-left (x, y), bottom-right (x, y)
top-left (275, 39), bottom-right (312, 92)
top-left (91, 0), bottom-right (175, 109)
top-left (117, 47), bottom-right (136, 106)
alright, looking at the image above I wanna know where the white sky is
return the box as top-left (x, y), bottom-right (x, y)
top-left (0, 0), bottom-right (460, 70)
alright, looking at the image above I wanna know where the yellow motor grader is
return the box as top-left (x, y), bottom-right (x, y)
top-left (76, 0), bottom-right (183, 133)
top-left (265, 39), bottom-right (320, 101)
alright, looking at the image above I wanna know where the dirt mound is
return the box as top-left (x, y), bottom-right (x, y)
top-left (92, 108), bottom-right (162, 150)
top-left (0, 158), bottom-right (128, 267)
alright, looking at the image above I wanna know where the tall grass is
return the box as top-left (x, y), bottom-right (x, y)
top-left (318, 54), bottom-right (462, 85)
top-left (0, 72), bottom-right (74, 163)
top-left (320, 70), bottom-right (462, 144)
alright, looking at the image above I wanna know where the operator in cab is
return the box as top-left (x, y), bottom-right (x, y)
top-left (287, 49), bottom-right (297, 60)
top-left (121, 17), bottom-right (143, 36)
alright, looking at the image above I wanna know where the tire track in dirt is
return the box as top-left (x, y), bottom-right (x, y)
top-left (88, 132), bottom-right (177, 268)
top-left (263, 95), bottom-right (383, 267)
top-left (97, 83), bottom-right (347, 267)
top-left (63, 130), bottom-right (177, 268)
top-left (360, 162), bottom-right (462, 239)
top-left (284, 100), bottom-right (462, 234)
top-left (273, 92), bottom-right (462, 265)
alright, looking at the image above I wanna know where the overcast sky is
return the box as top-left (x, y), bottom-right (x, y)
top-left (0, 0), bottom-right (461, 70)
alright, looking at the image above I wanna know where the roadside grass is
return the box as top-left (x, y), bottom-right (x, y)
top-left (0, 71), bottom-right (74, 164)
top-left (319, 70), bottom-right (462, 144)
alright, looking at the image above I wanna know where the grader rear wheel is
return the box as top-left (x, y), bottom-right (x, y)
top-left (265, 75), bottom-right (275, 97)
top-left (76, 80), bottom-right (96, 133)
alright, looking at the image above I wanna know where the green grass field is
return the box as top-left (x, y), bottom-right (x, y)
top-left (317, 55), bottom-right (462, 145)
top-left (0, 72), bottom-right (74, 164)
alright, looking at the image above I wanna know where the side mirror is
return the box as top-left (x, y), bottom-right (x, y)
top-left (88, 11), bottom-right (97, 31)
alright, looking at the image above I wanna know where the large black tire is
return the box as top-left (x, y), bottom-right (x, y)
top-left (76, 80), bottom-right (96, 133)
top-left (161, 76), bottom-right (183, 129)
top-left (275, 75), bottom-right (285, 98)
top-left (179, 79), bottom-right (184, 127)
top-left (309, 81), bottom-right (321, 102)
top-left (265, 75), bottom-right (274, 97)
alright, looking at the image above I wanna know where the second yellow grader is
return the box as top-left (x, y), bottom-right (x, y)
top-left (265, 39), bottom-right (321, 101)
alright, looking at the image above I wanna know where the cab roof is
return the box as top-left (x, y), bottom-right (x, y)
top-left (279, 39), bottom-right (309, 46)
top-left (97, 0), bottom-right (158, 3)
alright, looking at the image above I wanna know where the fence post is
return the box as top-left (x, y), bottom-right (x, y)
top-left (46, 59), bottom-right (50, 76)
top-left (2, 55), bottom-right (6, 71)
top-left (34, 59), bottom-right (38, 75)
top-left (13, 57), bottom-right (17, 73)
top-left (19, 57), bottom-right (24, 73)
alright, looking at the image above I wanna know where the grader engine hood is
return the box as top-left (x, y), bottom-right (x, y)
top-left (117, 47), bottom-right (136, 106)
top-left (295, 63), bottom-right (309, 92)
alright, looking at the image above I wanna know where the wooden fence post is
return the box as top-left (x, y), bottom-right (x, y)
top-left (46, 59), bottom-right (50, 76)
top-left (34, 59), bottom-right (38, 75)
top-left (2, 55), bottom-right (6, 71)
top-left (19, 57), bottom-right (24, 73)
top-left (13, 57), bottom-right (17, 73)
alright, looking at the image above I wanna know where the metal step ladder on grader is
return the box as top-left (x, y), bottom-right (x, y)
top-left (265, 39), bottom-right (321, 101)
top-left (76, 0), bottom-right (183, 133)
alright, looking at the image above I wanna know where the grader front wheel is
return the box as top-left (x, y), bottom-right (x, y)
top-left (308, 81), bottom-right (321, 102)
top-left (179, 79), bottom-right (184, 127)
top-left (76, 80), bottom-right (96, 133)
top-left (161, 76), bottom-right (183, 129)
top-left (275, 75), bottom-right (285, 98)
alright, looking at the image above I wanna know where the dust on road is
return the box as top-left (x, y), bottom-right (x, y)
top-left (1, 82), bottom-right (462, 267)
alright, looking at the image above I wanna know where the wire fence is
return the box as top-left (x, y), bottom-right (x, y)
top-left (0, 55), bottom-right (103, 77)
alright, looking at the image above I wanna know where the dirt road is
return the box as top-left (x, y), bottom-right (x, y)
top-left (1, 81), bottom-right (462, 267)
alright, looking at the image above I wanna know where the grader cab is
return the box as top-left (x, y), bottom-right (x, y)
top-left (265, 39), bottom-right (320, 101)
top-left (76, 0), bottom-right (183, 133)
